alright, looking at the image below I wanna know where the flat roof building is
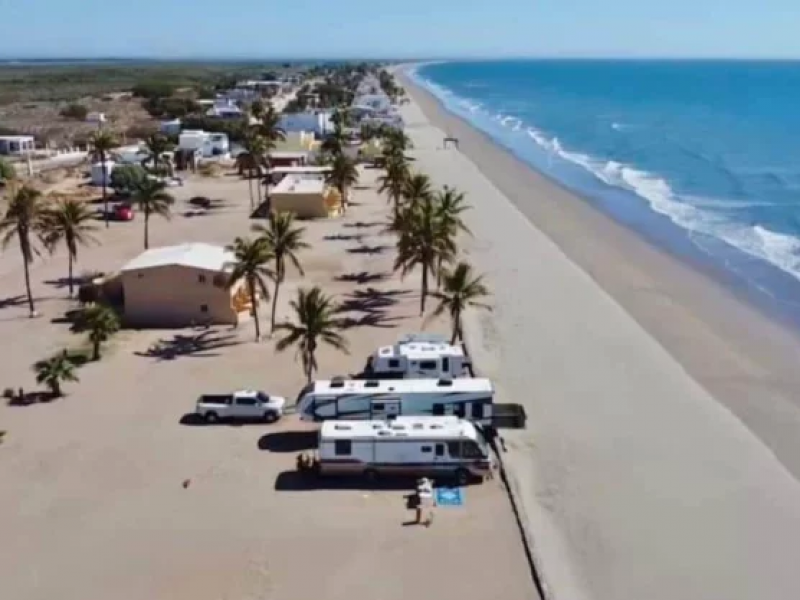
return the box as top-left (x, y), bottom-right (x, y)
top-left (119, 243), bottom-right (256, 327)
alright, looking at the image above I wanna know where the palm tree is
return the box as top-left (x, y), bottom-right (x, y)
top-left (381, 127), bottom-right (412, 161)
top-left (402, 172), bottom-right (433, 211)
top-left (250, 99), bottom-right (266, 123)
top-left (434, 185), bottom-right (471, 287)
top-left (274, 286), bottom-right (349, 383)
top-left (142, 133), bottom-right (174, 176)
top-left (252, 212), bottom-right (309, 333)
top-left (0, 184), bottom-right (48, 316)
top-left (429, 262), bottom-right (492, 343)
top-left (131, 178), bottom-right (174, 249)
top-left (41, 196), bottom-right (99, 297)
top-left (325, 154), bottom-right (359, 211)
top-left (33, 349), bottom-right (79, 397)
top-left (377, 155), bottom-right (410, 215)
top-left (227, 236), bottom-right (274, 341)
top-left (238, 133), bottom-right (268, 209)
top-left (394, 197), bottom-right (455, 316)
top-left (80, 304), bottom-right (120, 361)
top-left (0, 157), bottom-right (15, 186)
top-left (87, 130), bottom-right (120, 228)
top-left (257, 102), bottom-right (287, 148)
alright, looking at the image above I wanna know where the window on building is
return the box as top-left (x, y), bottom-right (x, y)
top-left (198, 274), bottom-right (207, 283)
top-left (334, 440), bottom-right (352, 456)
top-left (200, 304), bottom-right (209, 313)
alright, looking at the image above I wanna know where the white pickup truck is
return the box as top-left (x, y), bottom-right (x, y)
top-left (195, 390), bottom-right (286, 423)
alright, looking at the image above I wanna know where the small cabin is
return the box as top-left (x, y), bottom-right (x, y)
top-left (364, 340), bottom-right (471, 379)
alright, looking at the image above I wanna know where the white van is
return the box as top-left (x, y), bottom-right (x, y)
top-left (296, 378), bottom-right (495, 426)
top-left (317, 416), bottom-right (493, 484)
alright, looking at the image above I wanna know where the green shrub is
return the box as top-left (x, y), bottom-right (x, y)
top-left (60, 103), bottom-right (88, 120)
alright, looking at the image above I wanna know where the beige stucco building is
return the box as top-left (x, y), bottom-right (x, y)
top-left (120, 243), bottom-right (254, 327)
top-left (269, 175), bottom-right (342, 219)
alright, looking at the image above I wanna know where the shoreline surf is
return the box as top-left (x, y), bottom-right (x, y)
top-left (407, 60), bottom-right (800, 331)
top-left (395, 65), bottom-right (800, 600)
top-left (396, 66), bottom-right (800, 482)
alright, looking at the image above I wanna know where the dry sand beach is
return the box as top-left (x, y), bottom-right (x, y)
top-left (0, 169), bottom-right (536, 599)
top-left (398, 70), bottom-right (800, 600)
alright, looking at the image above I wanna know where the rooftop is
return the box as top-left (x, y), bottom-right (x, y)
top-left (272, 175), bottom-right (325, 195)
top-left (121, 243), bottom-right (236, 273)
top-left (377, 342), bottom-right (465, 360)
top-left (268, 166), bottom-right (331, 175)
top-left (320, 416), bottom-right (478, 440)
top-left (311, 377), bottom-right (493, 394)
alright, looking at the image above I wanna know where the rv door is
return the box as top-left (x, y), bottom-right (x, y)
top-left (370, 397), bottom-right (401, 420)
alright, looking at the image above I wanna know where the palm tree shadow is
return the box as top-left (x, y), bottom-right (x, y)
top-left (335, 288), bottom-right (410, 330)
top-left (0, 295), bottom-right (26, 309)
top-left (324, 233), bottom-right (363, 242)
top-left (333, 271), bottom-right (388, 285)
top-left (346, 244), bottom-right (389, 255)
top-left (343, 221), bottom-right (382, 229)
top-left (134, 330), bottom-right (242, 361)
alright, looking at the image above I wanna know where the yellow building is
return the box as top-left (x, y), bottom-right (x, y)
top-left (120, 243), bottom-right (255, 327)
top-left (269, 175), bottom-right (342, 219)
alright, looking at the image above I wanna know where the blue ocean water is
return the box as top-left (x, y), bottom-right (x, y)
top-left (410, 60), bottom-right (800, 314)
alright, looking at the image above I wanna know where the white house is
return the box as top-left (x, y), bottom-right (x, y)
top-left (278, 111), bottom-right (333, 137)
top-left (178, 130), bottom-right (229, 158)
top-left (159, 119), bottom-right (182, 136)
top-left (0, 135), bottom-right (35, 155)
top-left (90, 161), bottom-right (116, 186)
top-left (86, 112), bottom-right (106, 124)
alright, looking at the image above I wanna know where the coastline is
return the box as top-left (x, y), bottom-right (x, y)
top-left (398, 67), bottom-right (800, 481)
top-left (396, 68), bottom-right (800, 600)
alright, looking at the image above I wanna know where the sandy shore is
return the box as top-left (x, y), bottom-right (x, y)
top-left (0, 169), bottom-right (536, 600)
top-left (398, 71), bottom-right (800, 600)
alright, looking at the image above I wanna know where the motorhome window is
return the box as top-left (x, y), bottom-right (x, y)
top-left (454, 404), bottom-right (466, 418)
top-left (420, 360), bottom-right (437, 370)
top-left (442, 357), bottom-right (450, 372)
top-left (388, 359), bottom-right (400, 368)
top-left (421, 446), bottom-right (432, 453)
top-left (463, 442), bottom-right (484, 458)
top-left (435, 444), bottom-right (445, 457)
top-left (365, 380), bottom-right (379, 388)
top-left (237, 396), bottom-right (257, 406)
top-left (447, 442), bottom-right (461, 458)
top-left (432, 403), bottom-right (445, 416)
top-left (471, 402), bottom-right (484, 419)
top-left (334, 440), bottom-right (352, 456)
top-left (373, 403), bottom-right (385, 411)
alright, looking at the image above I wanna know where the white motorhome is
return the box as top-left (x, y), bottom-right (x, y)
top-left (317, 416), bottom-right (493, 484)
top-left (363, 339), bottom-right (471, 379)
top-left (296, 378), bottom-right (495, 425)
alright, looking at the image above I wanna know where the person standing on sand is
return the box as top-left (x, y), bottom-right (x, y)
top-left (415, 478), bottom-right (435, 527)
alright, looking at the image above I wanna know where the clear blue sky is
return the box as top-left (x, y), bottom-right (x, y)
top-left (1, 0), bottom-right (798, 59)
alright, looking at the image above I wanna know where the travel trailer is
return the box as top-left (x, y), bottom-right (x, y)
top-left (296, 378), bottom-right (495, 426)
top-left (316, 416), bottom-right (493, 484)
top-left (363, 339), bottom-right (471, 379)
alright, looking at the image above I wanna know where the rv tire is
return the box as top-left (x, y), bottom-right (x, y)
top-left (454, 468), bottom-right (470, 486)
top-left (364, 468), bottom-right (379, 483)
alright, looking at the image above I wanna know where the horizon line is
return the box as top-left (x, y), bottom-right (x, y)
top-left (1, 55), bottom-right (800, 63)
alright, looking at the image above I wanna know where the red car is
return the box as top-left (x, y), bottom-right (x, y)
top-left (114, 204), bottom-right (134, 221)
